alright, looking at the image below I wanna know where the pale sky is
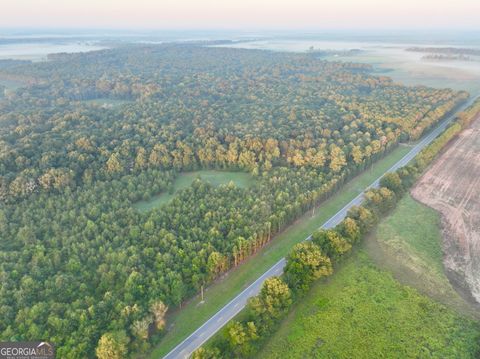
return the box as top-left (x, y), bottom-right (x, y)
top-left (2, 0), bottom-right (480, 30)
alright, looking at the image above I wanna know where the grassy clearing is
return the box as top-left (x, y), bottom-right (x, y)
top-left (257, 251), bottom-right (480, 359)
top-left (366, 194), bottom-right (479, 318)
top-left (375, 194), bottom-right (444, 274)
top-left (148, 145), bottom-right (411, 358)
top-left (134, 170), bottom-right (254, 212)
top-left (82, 98), bottom-right (130, 108)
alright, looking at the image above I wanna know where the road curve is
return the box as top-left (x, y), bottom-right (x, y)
top-left (162, 96), bottom-right (479, 359)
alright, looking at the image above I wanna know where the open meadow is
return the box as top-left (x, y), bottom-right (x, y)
top-left (366, 194), bottom-right (479, 318)
top-left (257, 251), bottom-right (480, 359)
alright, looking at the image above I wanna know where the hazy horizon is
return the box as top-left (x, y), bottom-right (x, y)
top-left (3, 0), bottom-right (480, 30)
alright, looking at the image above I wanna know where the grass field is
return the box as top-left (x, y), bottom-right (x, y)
top-left (134, 170), bottom-right (254, 212)
top-left (148, 145), bottom-right (412, 358)
top-left (257, 251), bottom-right (480, 359)
top-left (366, 194), bottom-right (479, 318)
top-left (373, 194), bottom-right (445, 275)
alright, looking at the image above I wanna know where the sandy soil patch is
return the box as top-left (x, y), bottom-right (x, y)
top-left (411, 115), bottom-right (480, 303)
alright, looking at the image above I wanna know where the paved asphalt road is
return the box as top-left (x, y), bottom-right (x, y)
top-left (163, 96), bottom-right (479, 359)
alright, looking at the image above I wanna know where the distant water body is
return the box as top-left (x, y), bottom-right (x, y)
top-left (0, 42), bottom-right (107, 61)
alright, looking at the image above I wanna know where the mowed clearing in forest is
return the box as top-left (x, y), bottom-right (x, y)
top-left (412, 114), bottom-right (480, 304)
top-left (134, 170), bottom-right (254, 212)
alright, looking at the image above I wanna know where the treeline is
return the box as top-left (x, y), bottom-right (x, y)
top-left (193, 99), bottom-right (480, 358)
top-left (422, 54), bottom-right (473, 61)
top-left (407, 47), bottom-right (480, 56)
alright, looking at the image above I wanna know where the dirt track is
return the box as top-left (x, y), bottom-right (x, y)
top-left (412, 114), bottom-right (480, 304)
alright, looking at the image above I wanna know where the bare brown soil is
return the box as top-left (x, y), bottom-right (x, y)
top-left (412, 115), bottom-right (480, 304)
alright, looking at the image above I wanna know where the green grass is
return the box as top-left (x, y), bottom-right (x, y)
top-left (257, 251), bottom-right (480, 359)
top-left (376, 194), bottom-right (444, 274)
top-left (148, 145), bottom-right (412, 358)
top-left (366, 194), bottom-right (479, 318)
top-left (134, 170), bottom-right (254, 212)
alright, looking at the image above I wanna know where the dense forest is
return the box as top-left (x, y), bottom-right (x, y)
top-left (0, 43), bottom-right (469, 357)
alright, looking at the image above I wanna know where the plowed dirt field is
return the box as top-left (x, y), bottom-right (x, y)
top-left (412, 114), bottom-right (480, 303)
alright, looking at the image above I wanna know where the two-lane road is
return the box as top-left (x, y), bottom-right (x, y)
top-left (163, 96), bottom-right (479, 359)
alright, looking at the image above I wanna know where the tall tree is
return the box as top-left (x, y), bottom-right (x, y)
top-left (284, 242), bottom-right (333, 293)
top-left (96, 331), bottom-right (129, 359)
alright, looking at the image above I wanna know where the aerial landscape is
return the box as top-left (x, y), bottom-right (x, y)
top-left (1, 1), bottom-right (480, 359)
